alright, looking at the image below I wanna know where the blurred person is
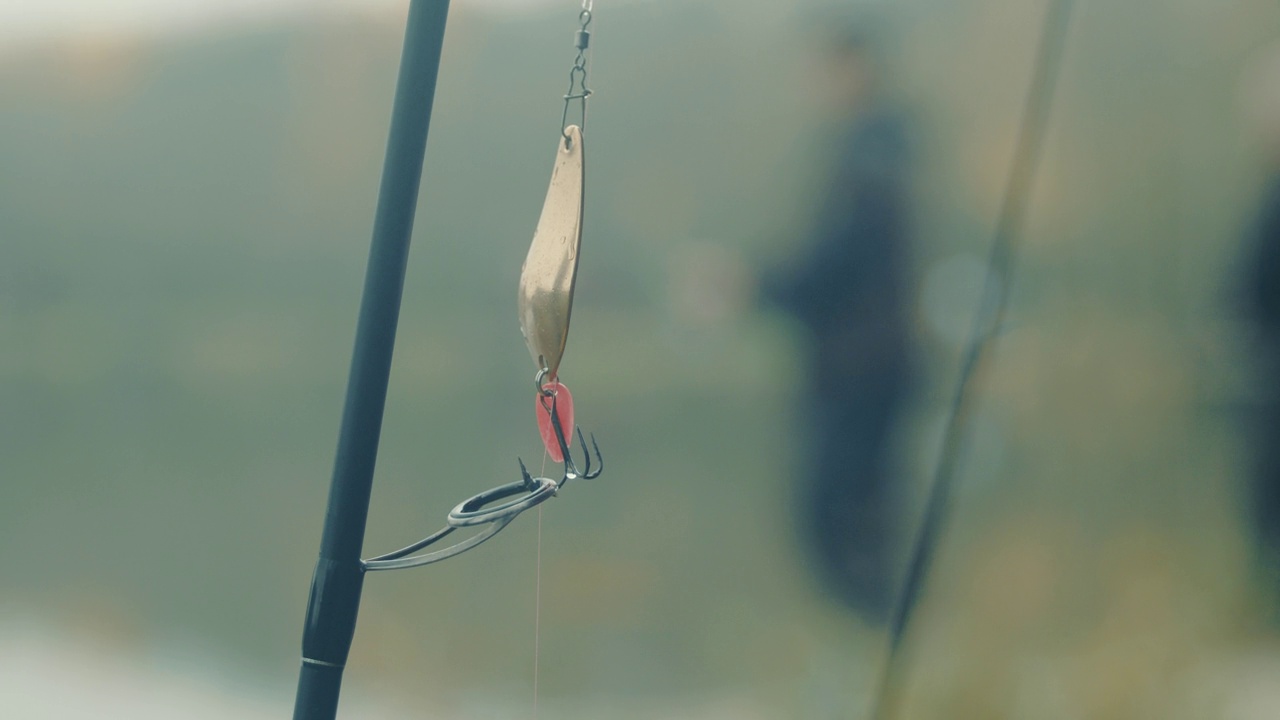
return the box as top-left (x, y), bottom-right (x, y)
top-left (760, 19), bottom-right (915, 625)
top-left (1241, 42), bottom-right (1280, 623)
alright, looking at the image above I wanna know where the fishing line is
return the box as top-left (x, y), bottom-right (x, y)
top-left (528, 2), bottom-right (597, 717)
top-left (868, 1), bottom-right (1076, 718)
top-left (533, 453), bottom-right (548, 720)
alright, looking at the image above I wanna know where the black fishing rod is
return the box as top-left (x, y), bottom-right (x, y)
top-left (291, 2), bottom-right (451, 719)
top-left (870, 1), bottom-right (1076, 718)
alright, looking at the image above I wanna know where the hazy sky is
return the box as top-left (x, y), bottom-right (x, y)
top-left (0, 0), bottom-right (577, 43)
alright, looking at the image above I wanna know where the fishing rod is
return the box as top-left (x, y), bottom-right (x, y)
top-left (290, 5), bottom-right (451, 716)
top-left (870, 1), bottom-right (1076, 718)
top-left (290, 2), bottom-right (604, 718)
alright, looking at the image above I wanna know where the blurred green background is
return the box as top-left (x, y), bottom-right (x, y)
top-left (2, 0), bottom-right (1280, 717)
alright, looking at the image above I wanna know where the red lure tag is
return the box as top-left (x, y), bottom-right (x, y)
top-left (535, 381), bottom-right (575, 463)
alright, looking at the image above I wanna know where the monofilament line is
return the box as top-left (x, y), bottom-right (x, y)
top-left (533, 452), bottom-right (548, 719)
top-left (532, 506), bottom-right (543, 719)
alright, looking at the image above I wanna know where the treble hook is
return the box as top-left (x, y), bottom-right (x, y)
top-left (521, 390), bottom-right (603, 490)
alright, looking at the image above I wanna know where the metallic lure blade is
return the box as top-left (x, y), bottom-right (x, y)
top-left (518, 124), bottom-right (585, 378)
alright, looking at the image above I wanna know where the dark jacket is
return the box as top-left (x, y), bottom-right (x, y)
top-left (1248, 174), bottom-right (1280, 346)
top-left (765, 105), bottom-right (913, 396)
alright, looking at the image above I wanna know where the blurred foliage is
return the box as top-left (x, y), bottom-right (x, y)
top-left (1, 0), bottom-right (1279, 717)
